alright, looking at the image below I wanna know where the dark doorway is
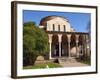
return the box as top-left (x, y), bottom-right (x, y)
top-left (62, 35), bottom-right (68, 57)
top-left (55, 44), bottom-right (59, 56)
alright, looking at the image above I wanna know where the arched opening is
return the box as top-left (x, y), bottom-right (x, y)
top-left (51, 34), bottom-right (59, 57)
top-left (63, 25), bottom-right (66, 32)
top-left (53, 24), bottom-right (55, 31)
top-left (79, 35), bottom-right (90, 58)
top-left (58, 24), bottom-right (60, 31)
top-left (70, 34), bottom-right (76, 57)
top-left (78, 35), bottom-right (84, 56)
top-left (62, 35), bottom-right (68, 57)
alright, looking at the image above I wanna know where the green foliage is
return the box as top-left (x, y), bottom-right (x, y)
top-left (23, 22), bottom-right (36, 27)
top-left (23, 22), bottom-right (49, 66)
top-left (23, 62), bottom-right (62, 69)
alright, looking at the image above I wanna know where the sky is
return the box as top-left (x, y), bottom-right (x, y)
top-left (23, 10), bottom-right (91, 32)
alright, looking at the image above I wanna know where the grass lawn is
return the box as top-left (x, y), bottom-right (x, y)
top-left (79, 59), bottom-right (91, 65)
top-left (23, 62), bottom-right (62, 69)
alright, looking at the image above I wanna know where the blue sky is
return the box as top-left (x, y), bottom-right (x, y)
top-left (23, 10), bottom-right (91, 32)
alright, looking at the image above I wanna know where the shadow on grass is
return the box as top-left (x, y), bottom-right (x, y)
top-left (76, 57), bottom-right (91, 65)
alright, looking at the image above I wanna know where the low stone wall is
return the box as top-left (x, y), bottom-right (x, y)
top-left (34, 56), bottom-right (53, 64)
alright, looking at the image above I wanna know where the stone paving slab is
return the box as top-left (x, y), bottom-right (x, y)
top-left (60, 62), bottom-right (89, 67)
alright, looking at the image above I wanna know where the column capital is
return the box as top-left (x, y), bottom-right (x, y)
top-left (48, 34), bottom-right (53, 43)
top-left (67, 34), bottom-right (71, 38)
top-left (76, 34), bottom-right (79, 38)
top-left (75, 34), bottom-right (79, 39)
top-left (67, 34), bottom-right (71, 43)
top-left (58, 34), bottom-right (62, 37)
top-left (82, 34), bottom-right (86, 39)
top-left (48, 34), bottom-right (53, 37)
top-left (86, 35), bottom-right (89, 42)
top-left (75, 34), bottom-right (79, 43)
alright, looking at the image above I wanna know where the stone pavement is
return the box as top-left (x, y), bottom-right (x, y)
top-left (60, 61), bottom-right (89, 67)
top-left (58, 57), bottom-right (89, 67)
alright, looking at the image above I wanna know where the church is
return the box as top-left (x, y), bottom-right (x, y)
top-left (39, 15), bottom-right (90, 60)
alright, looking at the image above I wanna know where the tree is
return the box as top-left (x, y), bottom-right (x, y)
top-left (23, 22), bottom-right (49, 66)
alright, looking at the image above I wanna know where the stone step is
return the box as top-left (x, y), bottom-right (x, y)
top-left (58, 57), bottom-right (77, 63)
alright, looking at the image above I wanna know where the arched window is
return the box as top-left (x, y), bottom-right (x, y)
top-left (58, 25), bottom-right (60, 31)
top-left (45, 23), bottom-right (47, 30)
top-left (63, 25), bottom-right (66, 32)
top-left (53, 24), bottom-right (55, 31)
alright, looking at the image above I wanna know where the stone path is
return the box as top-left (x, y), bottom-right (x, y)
top-left (60, 62), bottom-right (89, 67)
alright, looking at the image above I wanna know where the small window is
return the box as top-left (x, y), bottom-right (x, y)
top-left (64, 25), bottom-right (66, 32)
top-left (53, 24), bottom-right (55, 31)
top-left (58, 25), bottom-right (60, 31)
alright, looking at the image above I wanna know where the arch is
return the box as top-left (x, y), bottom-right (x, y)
top-left (70, 34), bottom-right (76, 57)
top-left (71, 34), bottom-right (76, 47)
top-left (62, 35), bottom-right (68, 56)
top-left (79, 35), bottom-right (84, 45)
top-left (51, 34), bottom-right (59, 57)
top-left (79, 34), bottom-right (88, 57)
top-left (78, 35), bottom-right (84, 56)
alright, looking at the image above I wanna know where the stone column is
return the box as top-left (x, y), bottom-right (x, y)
top-left (48, 34), bottom-right (53, 59)
top-left (83, 35), bottom-right (86, 57)
top-left (81, 44), bottom-right (84, 56)
top-left (67, 34), bottom-right (71, 57)
top-left (58, 34), bottom-right (62, 57)
top-left (81, 36), bottom-right (84, 56)
top-left (86, 35), bottom-right (89, 57)
top-left (75, 35), bottom-right (79, 57)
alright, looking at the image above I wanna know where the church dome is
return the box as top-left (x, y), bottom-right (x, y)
top-left (39, 15), bottom-right (75, 32)
top-left (40, 15), bottom-right (69, 26)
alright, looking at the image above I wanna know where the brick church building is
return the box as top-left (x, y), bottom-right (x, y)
top-left (39, 15), bottom-right (90, 60)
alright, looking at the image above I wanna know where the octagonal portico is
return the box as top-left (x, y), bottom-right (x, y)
top-left (39, 15), bottom-right (90, 59)
top-left (47, 31), bottom-right (89, 59)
